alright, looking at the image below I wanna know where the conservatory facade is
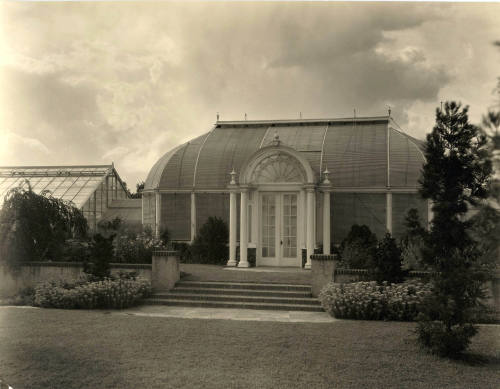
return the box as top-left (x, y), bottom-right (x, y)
top-left (143, 116), bottom-right (430, 268)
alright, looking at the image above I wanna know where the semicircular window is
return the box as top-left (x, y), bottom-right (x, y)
top-left (251, 154), bottom-right (305, 183)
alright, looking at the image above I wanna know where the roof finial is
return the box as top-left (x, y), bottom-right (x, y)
top-left (272, 130), bottom-right (281, 146)
top-left (387, 105), bottom-right (391, 117)
top-left (323, 167), bottom-right (330, 184)
top-left (299, 111), bottom-right (302, 119)
top-left (244, 113), bottom-right (247, 121)
top-left (353, 108), bottom-right (356, 118)
top-left (216, 112), bottom-right (219, 121)
top-left (229, 169), bottom-right (236, 185)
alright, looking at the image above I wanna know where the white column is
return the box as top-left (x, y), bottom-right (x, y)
top-left (155, 191), bottom-right (161, 238)
top-left (323, 190), bottom-right (331, 254)
top-left (227, 190), bottom-right (238, 266)
top-left (238, 189), bottom-right (249, 267)
top-left (386, 192), bottom-right (392, 234)
top-left (305, 187), bottom-right (315, 269)
top-left (190, 192), bottom-right (196, 242)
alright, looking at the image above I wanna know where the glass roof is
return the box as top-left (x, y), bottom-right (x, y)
top-left (0, 166), bottom-right (112, 209)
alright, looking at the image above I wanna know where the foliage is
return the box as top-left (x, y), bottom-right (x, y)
top-left (418, 101), bottom-right (493, 357)
top-left (0, 184), bottom-right (88, 270)
top-left (190, 217), bottom-right (228, 265)
top-left (400, 209), bottom-right (428, 271)
top-left (373, 233), bottom-right (405, 284)
top-left (113, 226), bottom-right (168, 264)
top-left (171, 241), bottom-right (193, 263)
top-left (33, 276), bottom-right (151, 309)
top-left (129, 181), bottom-right (145, 199)
top-left (338, 225), bottom-right (378, 269)
top-left (468, 204), bottom-right (500, 273)
top-left (319, 280), bottom-right (431, 321)
top-left (84, 234), bottom-right (114, 280)
top-left (61, 239), bottom-right (90, 262)
top-left (481, 110), bottom-right (500, 149)
top-left (416, 320), bottom-right (477, 357)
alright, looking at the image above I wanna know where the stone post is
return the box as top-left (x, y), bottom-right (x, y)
top-left (152, 250), bottom-right (180, 291)
top-left (310, 254), bottom-right (337, 297)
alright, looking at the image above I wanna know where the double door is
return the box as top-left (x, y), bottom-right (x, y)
top-left (260, 192), bottom-right (298, 266)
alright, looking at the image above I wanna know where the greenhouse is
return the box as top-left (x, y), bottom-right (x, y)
top-left (143, 115), bottom-right (430, 268)
top-left (0, 164), bottom-right (139, 231)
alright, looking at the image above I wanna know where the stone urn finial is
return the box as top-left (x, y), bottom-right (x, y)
top-left (229, 169), bottom-right (237, 185)
top-left (323, 167), bottom-right (330, 184)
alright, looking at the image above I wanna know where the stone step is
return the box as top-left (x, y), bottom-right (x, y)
top-left (156, 292), bottom-right (321, 306)
top-left (176, 281), bottom-right (311, 292)
top-left (143, 298), bottom-right (324, 312)
top-left (157, 287), bottom-right (312, 298)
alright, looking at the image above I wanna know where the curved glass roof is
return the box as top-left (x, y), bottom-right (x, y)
top-left (144, 116), bottom-right (426, 191)
top-left (0, 165), bottom-right (115, 208)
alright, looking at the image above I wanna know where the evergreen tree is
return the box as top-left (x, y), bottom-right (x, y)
top-left (417, 101), bottom-right (492, 357)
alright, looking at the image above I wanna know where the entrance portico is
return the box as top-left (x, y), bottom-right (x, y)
top-left (226, 137), bottom-right (331, 268)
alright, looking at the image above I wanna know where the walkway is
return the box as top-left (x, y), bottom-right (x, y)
top-left (180, 264), bottom-right (312, 285)
top-left (119, 305), bottom-right (335, 323)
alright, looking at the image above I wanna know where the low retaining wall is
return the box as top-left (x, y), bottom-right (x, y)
top-left (0, 262), bottom-right (152, 297)
top-left (310, 254), bottom-right (500, 309)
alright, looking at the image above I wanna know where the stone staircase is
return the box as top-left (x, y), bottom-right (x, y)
top-left (144, 280), bottom-right (323, 312)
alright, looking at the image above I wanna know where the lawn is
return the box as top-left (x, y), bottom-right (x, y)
top-left (0, 307), bottom-right (498, 389)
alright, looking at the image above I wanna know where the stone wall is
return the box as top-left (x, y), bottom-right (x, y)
top-left (0, 262), bottom-right (152, 297)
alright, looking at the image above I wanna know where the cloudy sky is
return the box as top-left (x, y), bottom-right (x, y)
top-left (1, 1), bottom-right (499, 188)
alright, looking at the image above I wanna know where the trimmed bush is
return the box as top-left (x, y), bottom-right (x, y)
top-left (319, 280), bottom-right (431, 321)
top-left (338, 225), bottom-right (377, 269)
top-left (190, 217), bottom-right (228, 265)
top-left (374, 233), bottom-right (405, 284)
top-left (33, 276), bottom-right (151, 309)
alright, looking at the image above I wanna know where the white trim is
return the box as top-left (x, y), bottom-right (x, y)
top-left (143, 187), bottom-right (420, 194)
top-left (319, 123), bottom-right (329, 180)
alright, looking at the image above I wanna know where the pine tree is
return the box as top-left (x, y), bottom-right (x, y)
top-left (417, 102), bottom-right (493, 357)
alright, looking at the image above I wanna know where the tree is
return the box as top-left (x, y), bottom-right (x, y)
top-left (373, 233), bottom-right (405, 284)
top-left (400, 208), bottom-right (427, 271)
top-left (481, 110), bottom-right (500, 149)
top-left (129, 181), bottom-right (145, 199)
top-left (338, 225), bottom-right (378, 269)
top-left (417, 101), bottom-right (493, 357)
top-left (190, 217), bottom-right (228, 265)
top-left (0, 183), bottom-right (88, 270)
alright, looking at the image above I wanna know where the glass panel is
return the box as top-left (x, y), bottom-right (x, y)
top-left (261, 194), bottom-right (276, 258)
top-left (282, 194), bottom-right (297, 258)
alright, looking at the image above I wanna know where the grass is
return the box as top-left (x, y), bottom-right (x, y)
top-left (0, 307), bottom-right (499, 389)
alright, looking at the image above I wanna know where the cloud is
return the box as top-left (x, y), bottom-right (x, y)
top-left (1, 1), bottom-right (499, 185)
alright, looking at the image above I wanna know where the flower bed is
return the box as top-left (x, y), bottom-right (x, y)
top-left (33, 276), bottom-right (152, 309)
top-left (318, 280), bottom-right (431, 321)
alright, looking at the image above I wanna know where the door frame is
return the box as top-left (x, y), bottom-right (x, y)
top-left (256, 190), bottom-right (301, 267)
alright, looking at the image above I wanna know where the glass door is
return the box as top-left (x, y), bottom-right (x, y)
top-left (259, 192), bottom-right (299, 266)
top-left (281, 194), bottom-right (298, 262)
top-left (261, 193), bottom-right (277, 262)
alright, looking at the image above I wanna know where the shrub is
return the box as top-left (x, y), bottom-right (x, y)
top-left (33, 276), bottom-right (152, 309)
top-left (319, 280), bottom-right (431, 321)
top-left (0, 184), bottom-right (88, 270)
top-left (400, 208), bottom-right (427, 271)
top-left (84, 234), bottom-right (114, 280)
top-left (373, 233), bottom-right (405, 284)
top-left (190, 217), bottom-right (228, 265)
top-left (113, 227), bottom-right (168, 264)
top-left (338, 225), bottom-right (377, 269)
